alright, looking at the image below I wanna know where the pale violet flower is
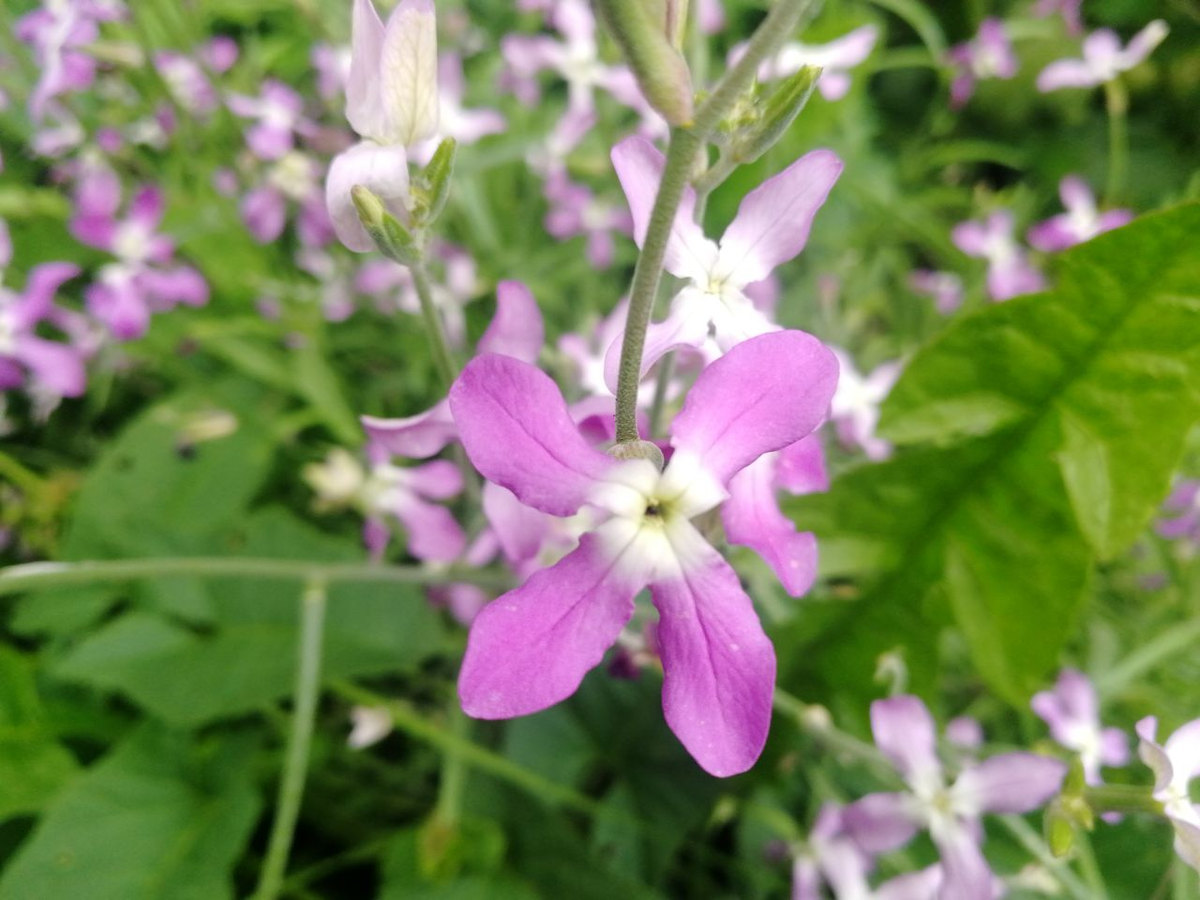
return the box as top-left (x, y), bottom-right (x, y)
top-left (326, 0), bottom-right (438, 251)
top-left (952, 211), bottom-right (1046, 302)
top-left (829, 348), bottom-right (901, 461)
top-left (603, 135), bottom-right (842, 392)
top-left (1032, 668), bottom-right (1129, 784)
top-left (1033, 0), bottom-right (1083, 36)
top-left (910, 270), bottom-right (963, 315)
top-left (844, 696), bottom-right (1066, 900)
top-left (450, 331), bottom-right (837, 776)
top-left (1157, 480), bottom-right (1200, 543)
top-left (1037, 20), bottom-right (1169, 91)
top-left (1136, 716), bottom-right (1200, 872)
top-left (1027, 176), bottom-right (1133, 251)
top-left (947, 18), bottom-right (1017, 109)
top-left (746, 24), bottom-right (879, 101)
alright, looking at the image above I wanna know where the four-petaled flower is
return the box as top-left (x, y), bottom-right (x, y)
top-left (1136, 716), bottom-right (1200, 872)
top-left (449, 330), bottom-right (838, 776)
top-left (1027, 176), bottom-right (1132, 252)
top-left (1037, 20), bottom-right (1169, 92)
top-left (952, 211), bottom-right (1045, 302)
top-left (1032, 668), bottom-right (1129, 784)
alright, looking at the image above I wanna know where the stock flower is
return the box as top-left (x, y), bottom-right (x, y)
top-left (1032, 668), bottom-right (1129, 784)
top-left (746, 24), bottom-right (879, 101)
top-left (1136, 716), bottom-right (1200, 872)
top-left (1157, 480), bottom-right (1200, 543)
top-left (604, 135), bottom-right (842, 392)
top-left (228, 80), bottom-right (314, 160)
top-left (952, 211), bottom-right (1045, 302)
top-left (844, 696), bottom-right (1066, 900)
top-left (947, 19), bottom-right (1017, 109)
top-left (356, 241), bottom-right (479, 346)
top-left (1033, 0), bottom-right (1083, 36)
top-left (829, 348), bottom-right (901, 461)
top-left (1027, 176), bottom-right (1132, 252)
top-left (327, 0), bottom-right (438, 251)
top-left (910, 270), bottom-right (963, 315)
top-left (1037, 20), bottom-right (1169, 91)
top-left (542, 167), bottom-right (632, 268)
top-left (71, 167), bottom-right (208, 339)
top-left (15, 0), bottom-right (123, 121)
top-left (449, 330), bottom-right (838, 776)
top-left (0, 232), bottom-right (85, 398)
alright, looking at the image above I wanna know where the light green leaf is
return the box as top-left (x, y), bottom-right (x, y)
top-left (0, 726), bottom-right (260, 900)
top-left (880, 205), bottom-right (1200, 558)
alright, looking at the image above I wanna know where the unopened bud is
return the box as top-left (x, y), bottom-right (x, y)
top-left (734, 65), bottom-right (821, 164)
top-left (351, 184), bottom-right (385, 231)
top-left (608, 439), bottom-right (665, 472)
top-left (1044, 800), bottom-right (1075, 858)
top-left (413, 138), bottom-right (457, 226)
top-left (352, 185), bottom-right (422, 265)
top-left (595, 0), bottom-right (694, 126)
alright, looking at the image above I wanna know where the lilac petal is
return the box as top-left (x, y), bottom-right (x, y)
top-left (481, 481), bottom-right (551, 564)
top-left (346, 0), bottom-right (387, 139)
top-left (86, 279), bottom-right (149, 341)
top-left (722, 453), bottom-right (818, 597)
top-left (871, 695), bottom-right (941, 782)
top-left (326, 141), bottom-right (410, 253)
top-left (448, 353), bottom-right (614, 517)
top-left (933, 824), bottom-right (993, 900)
top-left (842, 792), bottom-right (922, 853)
top-left (362, 399), bottom-right (456, 459)
top-left (459, 532), bottom-right (641, 718)
top-left (650, 522), bottom-right (776, 777)
top-left (1100, 726), bottom-right (1131, 767)
top-left (138, 266), bottom-right (209, 308)
top-left (953, 753), bottom-right (1066, 815)
top-left (0, 220), bottom-right (10, 269)
top-left (1122, 20), bottom-right (1169, 69)
top-left (477, 280), bottom-right (544, 364)
top-left (1174, 819), bottom-right (1200, 872)
top-left (1036, 60), bottom-right (1098, 91)
top-left (380, 0), bottom-right (439, 145)
top-left (668, 330), bottom-right (838, 487)
top-left (790, 858), bottom-right (820, 900)
top-left (716, 149), bottom-right (842, 285)
top-left (875, 866), bottom-right (942, 900)
top-left (611, 136), bottom-right (717, 281)
top-left (775, 435), bottom-right (828, 495)
top-left (129, 186), bottom-right (164, 231)
top-left (1137, 716), bottom-right (1175, 794)
top-left (242, 185), bottom-right (287, 243)
top-left (16, 262), bottom-right (79, 327)
top-left (247, 123), bottom-right (294, 161)
top-left (1165, 718), bottom-right (1200, 785)
top-left (409, 459), bottom-right (462, 500)
top-left (392, 493), bottom-right (465, 562)
top-left (14, 335), bottom-right (86, 397)
top-left (601, 291), bottom-right (710, 395)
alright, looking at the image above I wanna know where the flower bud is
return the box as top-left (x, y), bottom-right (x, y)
top-left (608, 439), bottom-right (666, 472)
top-left (412, 137), bottom-right (456, 226)
top-left (1044, 799), bottom-right (1075, 858)
top-left (733, 65), bottom-right (821, 164)
top-left (351, 185), bottom-right (421, 265)
top-left (351, 184), bottom-right (385, 232)
top-left (595, 0), bottom-right (694, 126)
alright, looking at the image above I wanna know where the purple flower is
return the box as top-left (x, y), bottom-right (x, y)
top-left (952, 211), bottom-right (1046, 302)
top-left (0, 250), bottom-right (85, 398)
top-left (228, 80), bottom-right (313, 160)
top-left (844, 696), bottom-right (1066, 900)
top-left (157, 51), bottom-right (219, 116)
top-left (449, 330), bottom-right (838, 776)
top-left (1157, 480), bottom-right (1200, 542)
top-left (542, 167), bottom-right (632, 269)
top-left (747, 24), bottom-right (879, 101)
top-left (1038, 20), bottom-right (1168, 91)
top-left (1136, 716), bottom-right (1200, 872)
top-left (829, 348), bottom-right (901, 461)
top-left (1033, 0), bottom-right (1083, 35)
top-left (604, 136), bottom-right (843, 391)
top-left (241, 152), bottom-right (331, 245)
top-left (326, 0), bottom-right (438, 251)
top-left (910, 270), bottom-right (964, 315)
top-left (355, 242), bottom-right (478, 345)
top-left (1032, 668), bottom-right (1129, 784)
top-left (947, 19), bottom-right (1018, 109)
top-left (408, 54), bottom-right (506, 165)
top-left (1027, 176), bottom-right (1133, 251)
top-left (15, 0), bottom-right (123, 121)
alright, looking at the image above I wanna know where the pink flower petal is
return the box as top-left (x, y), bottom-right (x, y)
top-left (477, 280), bottom-right (544, 364)
top-left (842, 792), bottom-right (923, 853)
top-left (871, 695), bottom-right (941, 782)
top-left (326, 141), bottom-right (409, 253)
top-left (953, 753), bottom-right (1066, 815)
top-left (449, 353), bottom-right (614, 517)
top-left (651, 523), bottom-right (776, 777)
top-left (776, 434), bottom-right (829, 494)
top-left (933, 825), bottom-right (993, 900)
top-left (459, 532), bottom-right (641, 718)
top-left (481, 481), bottom-right (552, 564)
top-left (668, 330), bottom-right (838, 487)
top-left (602, 290), bottom-right (710, 395)
top-left (716, 149), bottom-right (842, 286)
top-left (362, 398), bottom-right (456, 459)
top-left (391, 493), bottom-right (465, 562)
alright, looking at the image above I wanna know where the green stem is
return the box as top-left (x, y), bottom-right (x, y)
top-left (998, 815), bottom-right (1093, 900)
top-left (434, 703), bottom-right (470, 827)
top-left (1083, 784), bottom-right (1164, 816)
top-left (1103, 78), bottom-right (1128, 206)
top-left (410, 262), bottom-right (459, 390)
top-left (0, 557), bottom-right (512, 597)
top-left (254, 580), bottom-right (329, 900)
top-left (646, 352), bottom-right (676, 439)
top-left (1094, 616), bottom-right (1200, 699)
top-left (1074, 830), bottom-right (1109, 900)
top-left (612, 0), bottom-right (815, 443)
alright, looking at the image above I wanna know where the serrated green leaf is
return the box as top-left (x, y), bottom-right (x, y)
top-left (0, 726), bottom-right (260, 900)
top-left (880, 205), bottom-right (1200, 557)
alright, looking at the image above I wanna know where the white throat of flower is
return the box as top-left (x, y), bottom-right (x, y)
top-left (0, 289), bottom-right (17, 355)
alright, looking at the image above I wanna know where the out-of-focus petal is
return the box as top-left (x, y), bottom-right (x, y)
top-left (380, 0), bottom-right (439, 145)
top-left (347, 0), bottom-right (387, 139)
top-left (477, 280), bottom-right (544, 364)
top-left (362, 399), bottom-right (456, 459)
top-left (932, 824), bottom-right (993, 900)
top-left (842, 792), bottom-right (922, 853)
top-left (953, 753), bottom-right (1066, 815)
top-left (602, 289), bottom-right (710, 395)
top-left (871, 695), bottom-right (941, 783)
top-left (326, 141), bottom-right (410, 252)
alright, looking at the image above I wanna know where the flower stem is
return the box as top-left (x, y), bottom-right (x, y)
top-left (410, 261), bottom-right (459, 390)
top-left (253, 579), bottom-right (328, 900)
top-left (1083, 784), bottom-right (1164, 816)
top-left (434, 702), bottom-right (470, 827)
top-left (1103, 77), bottom-right (1129, 206)
top-left (1094, 615), bottom-right (1200, 699)
top-left (0, 557), bottom-right (512, 597)
top-left (613, 0), bottom-right (814, 443)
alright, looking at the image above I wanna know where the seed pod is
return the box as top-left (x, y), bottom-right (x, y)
top-left (595, 0), bottom-right (694, 126)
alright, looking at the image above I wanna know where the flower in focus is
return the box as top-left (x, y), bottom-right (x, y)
top-left (450, 330), bottom-right (838, 776)
top-left (1032, 668), bottom-right (1129, 784)
top-left (326, 0), bottom-right (439, 251)
top-left (952, 211), bottom-right (1045, 302)
top-left (604, 135), bottom-right (842, 391)
top-left (1037, 20), bottom-right (1169, 92)
top-left (1136, 716), bottom-right (1200, 872)
top-left (1027, 176), bottom-right (1133, 252)
top-left (829, 347), bottom-right (901, 461)
top-left (947, 18), bottom-right (1017, 109)
top-left (746, 24), bottom-right (879, 101)
top-left (844, 696), bottom-right (1066, 899)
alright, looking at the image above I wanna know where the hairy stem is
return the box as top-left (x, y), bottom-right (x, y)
top-left (410, 261), bottom-right (459, 389)
top-left (254, 580), bottom-right (328, 900)
top-left (1104, 77), bottom-right (1129, 206)
top-left (0, 557), bottom-right (512, 597)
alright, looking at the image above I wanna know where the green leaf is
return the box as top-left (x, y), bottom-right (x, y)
top-left (0, 647), bottom-right (79, 821)
top-left (0, 726), bottom-right (260, 900)
top-left (880, 205), bottom-right (1200, 557)
top-left (50, 508), bottom-right (446, 726)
